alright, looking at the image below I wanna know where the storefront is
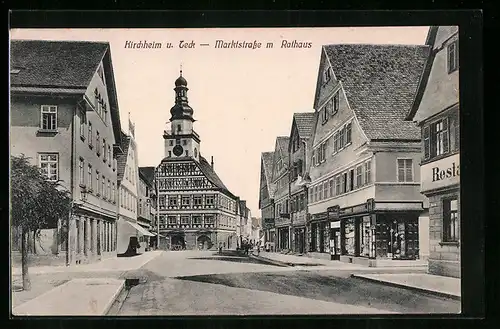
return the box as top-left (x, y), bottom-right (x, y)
top-left (420, 152), bottom-right (460, 278)
top-left (293, 226), bottom-right (306, 254)
top-left (339, 199), bottom-right (422, 263)
top-left (308, 212), bottom-right (329, 255)
top-left (277, 226), bottom-right (289, 251)
top-left (327, 206), bottom-right (341, 260)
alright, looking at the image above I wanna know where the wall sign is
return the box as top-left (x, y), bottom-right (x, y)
top-left (421, 153), bottom-right (460, 193)
top-left (330, 221), bottom-right (340, 229)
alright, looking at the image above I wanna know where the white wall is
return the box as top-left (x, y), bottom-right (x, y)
top-left (419, 213), bottom-right (430, 261)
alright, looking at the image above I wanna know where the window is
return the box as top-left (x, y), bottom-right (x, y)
top-left (323, 181), bottom-right (328, 199)
top-left (356, 166), bottom-right (363, 187)
top-left (39, 153), bottom-right (58, 181)
top-left (364, 161), bottom-right (372, 184)
top-left (176, 139), bottom-right (181, 145)
top-left (329, 179), bottom-right (334, 197)
top-left (397, 159), bottom-right (413, 182)
top-left (339, 127), bottom-right (345, 149)
top-left (159, 195), bottom-right (166, 208)
top-left (206, 195), bottom-right (215, 206)
top-left (88, 164), bottom-right (93, 191)
top-left (103, 103), bottom-right (107, 124)
top-left (182, 139), bottom-right (187, 146)
top-left (443, 198), bottom-right (459, 242)
top-left (112, 183), bottom-right (115, 203)
top-left (181, 196), bottom-right (190, 206)
top-left (333, 93), bottom-right (339, 114)
top-left (169, 140), bottom-right (174, 146)
top-left (323, 67), bottom-right (331, 84)
top-left (314, 186), bottom-right (319, 202)
top-left (177, 124), bottom-right (182, 133)
top-left (108, 145), bottom-right (112, 166)
top-left (185, 150), bottom-right (189, 157)
top-left (335, 175), bottom-right (341, 195)
top-left (79, 111), bottom-right (86, 138)
top-left (96, 131), bottom-right (100, 155)
top-left (79, 158), bottom-right (85, 186)
top-left (349, 169), bottom-right (355, 191)
top-left (333, 132), bottom-right (340, 153)
top-left (103, 139), bottom-right (107, 161)
top-left (447, 40), bottom-right (458, 73)
top-left (322, 107), bottom-right (328, 124)
top-left (168, 151), bottom-right (172, 157)
top-left (299, 194), bottom-right (305, 210)
top-left (168, 216), bottom-right (177, 225)
top-left (88, 122), bottom-right (93, 146)
top-left (193, 215), bottom-right (202, 224)
top-left (181, 216), bottom-right (190, 225)
top-left (194, 195), bottom-right (202, 206)
top-left (168, 195), bottom-right (177, 206)
top-left (341, 173), bottom-right (347, 193)
top-left (96, 171), bottom-right (100, 195)
top-left (101, 175), bottom-right (105, 199)
top-left (345, 123), bottom-right (352, 145)
top-left (205, 215), bottom-right (214, 224)
top-left (40, 105), bottom-right (58, 130)
top-left (107, 180), bottom-right (111, 202)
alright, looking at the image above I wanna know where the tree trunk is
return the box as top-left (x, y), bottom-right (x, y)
top-left (21, 228), bottom-right (31, 291)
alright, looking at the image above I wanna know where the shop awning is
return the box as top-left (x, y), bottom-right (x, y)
top-left (125, 221), bottom-right (155, 237)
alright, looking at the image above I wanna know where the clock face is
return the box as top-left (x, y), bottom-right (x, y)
top-left (173, 145), bottom-right (184, 157)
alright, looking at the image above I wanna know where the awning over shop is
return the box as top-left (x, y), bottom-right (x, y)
top-left (125, 221), bottom-right (155, 236)
top-left (151, 232), bottom-right (166, 238)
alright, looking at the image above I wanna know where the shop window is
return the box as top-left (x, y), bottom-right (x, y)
top-left (443, 198), bottom-right (459, 242)
top-left (360, 216), bottom-right (371, 257)
top-left (344, 218), bottom-right (356, 255)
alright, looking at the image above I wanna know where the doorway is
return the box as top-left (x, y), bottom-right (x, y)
top-left (171, 235), bottom-right (185, 251)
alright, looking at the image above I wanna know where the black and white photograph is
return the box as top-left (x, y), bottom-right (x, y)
top-left (9, 24), bottom-right (464, 316)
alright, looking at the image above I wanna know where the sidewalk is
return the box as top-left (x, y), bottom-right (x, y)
top-left (351, 273), bottom-right (461, 300)
top-left (11, 250), bottom-right (163, 276)
top-left (12, 278), bottom-right (125, 316)
top-left (255, 251), bottom-right (365, 269)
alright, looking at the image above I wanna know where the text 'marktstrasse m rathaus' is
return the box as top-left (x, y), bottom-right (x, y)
top-left (155, 71), bottom-right (238, 250)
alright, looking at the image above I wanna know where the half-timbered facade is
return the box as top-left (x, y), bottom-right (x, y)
top-left (156, 72), bottom-right (238, 250)
top-left (306, 44), bottom-right (430, 264)
top-left (406, 26), bottom-right (460, 278)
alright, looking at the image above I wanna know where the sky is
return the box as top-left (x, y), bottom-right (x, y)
top-left (10, 27), bottom-right (429, 216)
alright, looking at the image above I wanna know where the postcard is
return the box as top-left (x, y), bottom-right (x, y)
top-left (10, 26), bottom-right (462, 316)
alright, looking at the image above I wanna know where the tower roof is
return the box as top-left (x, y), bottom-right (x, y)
top-left (170, 70), bottom-right (194, 121)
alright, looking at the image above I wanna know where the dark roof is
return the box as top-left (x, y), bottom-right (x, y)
top-left (10, 40), bottom-right (108, 88)
top-left (261, 152), bottom-right (275, 198)
top-left (116, 131), bottom-right (131, 182)
top-left (139, 166), bottom-right (155, 186)
top-left (322, 44), bottom-right (430, 140)
top-left (239, 200), bottom-right (248, 217)
top-left (276, 136), bottom-right (290, 165)
top-left (293, 112), bottom-right (316, 139)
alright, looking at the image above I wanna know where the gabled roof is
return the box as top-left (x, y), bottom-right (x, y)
top-left (198, 156), bottom-right (236, 199)
top-left (293, 112), bottom-right (316, 139)
top-left (320, 44), bottom-right (430, 140)
top-left (139, 166), bottom-right (155, 187)
top-left (11, 39), bottom-right (123, 148)
top-left (116, 131), bottom-right (131, 182)
top-left (261, 151), bottom-right (275, 197)
top-left (10, 40), bottom-right (108, 88)
top-left (239, 200), bottom-right (248, 218)
top-left (406, 27), bottom-right (440, 121)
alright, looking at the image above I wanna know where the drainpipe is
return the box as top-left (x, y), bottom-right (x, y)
top-left (66, 101), bottom-right (78, 266)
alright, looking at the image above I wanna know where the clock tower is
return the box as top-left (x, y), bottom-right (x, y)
top-left (164, 69), bottom-right (201, 161)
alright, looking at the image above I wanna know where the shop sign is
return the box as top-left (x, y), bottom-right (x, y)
top-left (421, 153), bottom-right (460, 193)
top-left (330, 221), bottom-right (340, 229)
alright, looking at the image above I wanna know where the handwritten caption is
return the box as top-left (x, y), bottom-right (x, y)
top-left (124, 40), bottom-right (312, 49)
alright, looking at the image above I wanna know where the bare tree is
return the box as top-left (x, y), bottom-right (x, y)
top-left (11, 155), bottom-right (71, 291)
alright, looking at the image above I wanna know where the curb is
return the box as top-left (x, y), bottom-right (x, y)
top-left (102, 280), bottom-right (126, 316)
top-left (249, 254), bottom-right (292, 267)
top-left (351, 274), bottom-right (461, 300)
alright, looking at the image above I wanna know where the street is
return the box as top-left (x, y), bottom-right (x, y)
top-left (116, 250), bottom-right (460, 315)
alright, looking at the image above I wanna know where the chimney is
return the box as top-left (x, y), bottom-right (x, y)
top-left (211, 156), bottom-right (214, 168)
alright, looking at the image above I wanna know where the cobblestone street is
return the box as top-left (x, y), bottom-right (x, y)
top-left (117, 250), bottom-right (461, 315)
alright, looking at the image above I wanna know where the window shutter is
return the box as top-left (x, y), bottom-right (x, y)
top-left (442, 117), bottom-right (449, 154)
top-left (423, 126), bottom-right (430, 159)
top-left (405, 159), bottom-right (413, 182)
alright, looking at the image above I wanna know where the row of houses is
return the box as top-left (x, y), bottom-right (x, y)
top-left (10, 39), bottom-right (259, 265)
top-left (259, 26), bottom-right (460, 278)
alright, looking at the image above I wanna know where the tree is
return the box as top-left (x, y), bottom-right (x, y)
top-left (11, 154), bottom-right (71, 291)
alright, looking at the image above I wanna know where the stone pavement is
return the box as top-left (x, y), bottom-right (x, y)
top-left (119, 277), bottom-right (397, 315)
top-left (12, 278), bottom-right (125, 316)
top-left (352, 273), bottom-right (461, 300)
top-left (11, 251), bottom-right (163, 276)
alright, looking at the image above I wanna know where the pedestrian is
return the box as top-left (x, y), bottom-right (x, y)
top-left (257, 241), bottom-right (260, 256)
top-left (218, 242), bottom-right (223, 255)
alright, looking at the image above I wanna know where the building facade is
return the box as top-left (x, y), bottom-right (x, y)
top-left (306, 44), bottom-right (430, 264)
top-left (271, 137), bottom-right (291, 251)
top-left (156, 72), bottom-right (239, 250)
top-left (406, 26), bottom-right (460, 278)
top-left (137, 167), bottom-right (156, 252)
top-left (10, 40), bottom-right (123, 265)
top-left (288, 112), bottom-right (315, 254)
top-left (259, 152), bottom-right (276, 251)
